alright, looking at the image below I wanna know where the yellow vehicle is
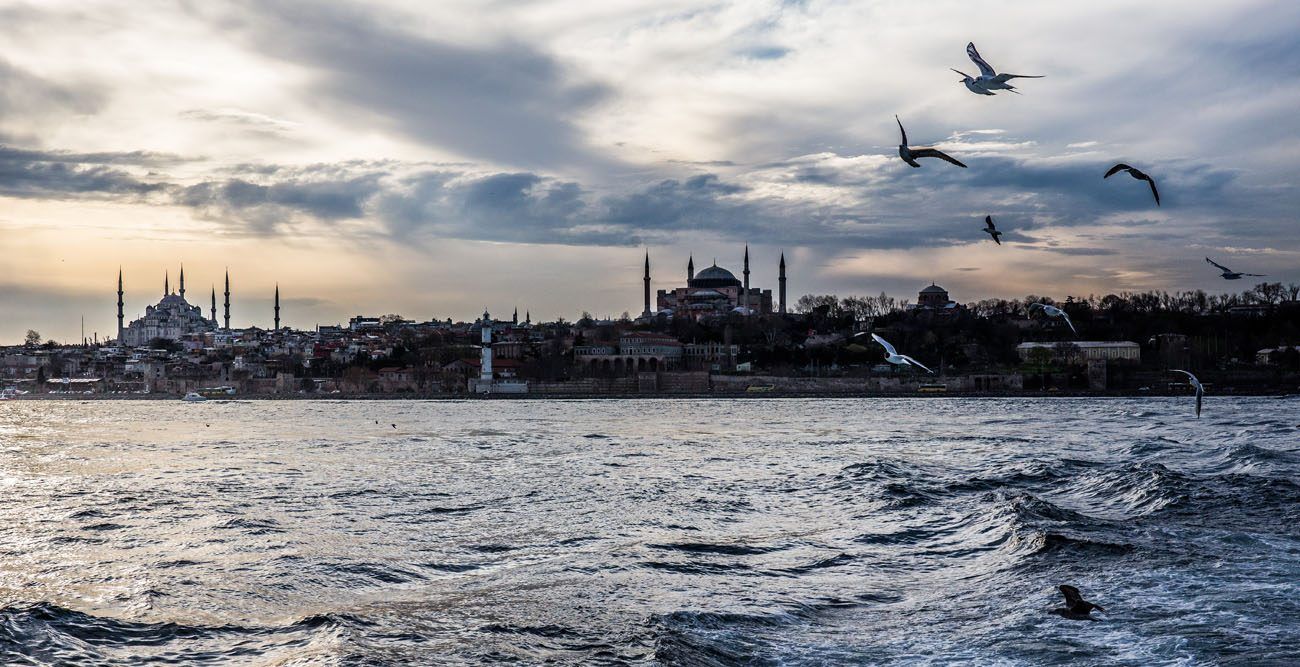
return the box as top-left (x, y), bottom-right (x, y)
top-left (746, 384), bottom-right (776, 393)
top-left (917, 384), bottom-right (947, 393)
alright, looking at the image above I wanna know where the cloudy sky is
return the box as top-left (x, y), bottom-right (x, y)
top-left (1, 0), bottom-right (1298, 342)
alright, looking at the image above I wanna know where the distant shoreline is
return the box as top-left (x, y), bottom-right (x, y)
top-left (9, 389), bottom-right (1296, 401)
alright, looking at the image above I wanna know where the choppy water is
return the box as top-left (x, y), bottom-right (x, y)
top-left (1, 397), bottom-right (1298, 665)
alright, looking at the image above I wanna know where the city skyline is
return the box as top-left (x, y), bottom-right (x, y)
top-left (3, 1), bottom-right (1299, 342)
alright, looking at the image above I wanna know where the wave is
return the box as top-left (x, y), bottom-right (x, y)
top-left (0, 602), bottom-right (353, 665)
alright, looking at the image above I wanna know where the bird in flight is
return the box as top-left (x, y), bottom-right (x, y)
top-left (1104, 163), bottom-right (1161, 206)
top-left (1051, 585), bottom-right (1105, 621)
top-left (1029, 303), bottom-right (1078, 337)
top-left (859, 333), bottom-right (935, 374)
top-left (962, 42), bottom-right (1043, 94)
top-left (895, 115), bottom-right (967, 169)
top-left (1205, 257), bottom-right (1266, 280)
top-left (1171, 369), bottom-right (1205, 418)
top-left (982, 215), bottom-right (1003, 245)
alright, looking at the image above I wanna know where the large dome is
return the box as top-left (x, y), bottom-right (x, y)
top-left (689, 264), bottom-right (741, 288)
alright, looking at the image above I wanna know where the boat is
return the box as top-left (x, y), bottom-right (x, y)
top-left (182, 392), bottom-right (207, 402)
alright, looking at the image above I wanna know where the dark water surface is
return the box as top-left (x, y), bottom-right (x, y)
top-left (1, 398), bottom-right (1298, 665)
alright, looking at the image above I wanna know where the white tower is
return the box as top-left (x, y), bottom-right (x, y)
top-left (480, 309), bottom-right (493, 385)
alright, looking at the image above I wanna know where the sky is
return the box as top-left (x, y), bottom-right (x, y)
top-left (1, 0), bottom-right (1298, 343)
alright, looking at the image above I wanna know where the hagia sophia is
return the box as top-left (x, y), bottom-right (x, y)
top-left (643, 246), bottom-right (787, 319)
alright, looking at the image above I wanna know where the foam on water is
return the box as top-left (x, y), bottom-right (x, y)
top-left (1, 397), bottom-right (1298, 665)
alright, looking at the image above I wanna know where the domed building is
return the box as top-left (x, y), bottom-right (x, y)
top-left (648, 246), bottom-right (783, 318)
top-left (911, 282), bottom-right (961, 316)
top-left (119, 266), bottom-right (219, 347)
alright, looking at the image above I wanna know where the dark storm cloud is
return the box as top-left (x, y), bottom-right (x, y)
top-left (0, 146), bottom-right (168, 199)
top-left (215, 1), bottom-right (612, 172)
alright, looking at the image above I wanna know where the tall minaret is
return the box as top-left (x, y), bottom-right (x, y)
top-left (778, 252), bottom-right (787, 315)
top-left (273, 283), bottom-right (281, 329)
top-left (642, 251), bottom-right (652, 318)
top-left (116, 268), bottom-right (124, 341)
top-left (513, 307), bottom-right (518, 325)
top-left (223, 269), bottom-right (231, 330)
top-left (210, 286), bottom-right (217, 323)
top-left (164, 271), bottom-right (169, 296)
top-left (742, 245), bottom-right (751, 313)
top-left (687, 255), bottom-right (695, 281)
top-left (178, 264), bottom-right (185, 300)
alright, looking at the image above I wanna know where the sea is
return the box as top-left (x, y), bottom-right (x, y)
top-left (1, 397), bottom-right (1298, 665)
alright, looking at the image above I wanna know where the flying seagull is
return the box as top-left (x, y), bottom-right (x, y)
top-left (1171, 369), bottom-right (1204, 418)
top-left (951, 69), bottom-right (995, 96)
top-left (1051, 585), bottom-right (1104, 621)
top-left (982, 215), bottom-right (1003, 245)
top-left (858, 333), bottom-right (935, 373)
top-left (1205, 257), bottom-right (1266, 280)
top-left (895, 116), bottom-right (967, 169)
top-left (964, 42), bottom-right (1043, 94)
top-left (1029, 303), bottom-right (1078, 337)
top-left (1104, 163), bottom-right (1161, 206)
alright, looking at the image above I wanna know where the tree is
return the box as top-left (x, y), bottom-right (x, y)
top-left (796, 294), bottom-right (841, 316)
top-left (25, 330), bottom-right (41, 346)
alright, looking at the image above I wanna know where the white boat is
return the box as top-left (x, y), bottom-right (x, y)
top-left (182, 392), bottom-right (207, 402)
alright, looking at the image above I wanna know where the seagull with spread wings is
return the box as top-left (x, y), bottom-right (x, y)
top-left (857, 333), bottom-right (935, 374)
top-left (1205, 257), bottom-right (1266, 280)
top-left (1051, 585), bottom-right (1105, 621)
top-left (895, 115), bottom-right (967, 169)
top-left (1104, 163), bottom-right (1161, 206)
top-left (1171, 369), bottom-right (1205, 418)
top-left (1029, 303), bottom-right (1078, 337)
top-left (982, 215), bottom-right (1003, 245)
top-left (963, 42), bottom-right (1043, 94)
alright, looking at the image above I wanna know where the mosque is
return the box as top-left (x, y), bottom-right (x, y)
top-left (644, 247), bottom-right (787, 319)
top-left (116, 266), bottom-right (282, 346)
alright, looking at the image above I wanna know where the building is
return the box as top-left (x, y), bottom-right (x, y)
top-left (1016, 341), bottom-right (1141, 363)
top-left (654, 246), bottom-right (778, 318)
top-left (120, 267), bottom-right (218, 347)
top-left (911, 283), bottom-right (961, 315)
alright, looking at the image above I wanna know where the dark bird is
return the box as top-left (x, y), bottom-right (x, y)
top-left (1171, 369), bottom-right (1205, 418)
top-left (982, 215), bottom-right (1003, 245)
top-left (391, 424), bottom-right (397, 429)
top-left (1051, 585), bottom-right (1105, 620)
top-left (1104, 163), bottom-right (1161, 205)
top-left (963, 42), bottom-right (1043, 94)
top-left (896, 115), bottom-right (967, 169)
top-left (1205, 257), bottom-right (1266, 280)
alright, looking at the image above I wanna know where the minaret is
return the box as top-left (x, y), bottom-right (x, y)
top-left (223, 269), bottom-right (230, 330)
top-left (687, 255), bottom-right (695, 281)
top-left (642, 251), bottom-right (652, 318)
top-left (116, 268), bottom-right (124, 341)
top-left (778, 252), bottom-right (787, 315)
top-left (742, 245), bottom-right (751, 313)
top-left (513, 307), bottom-right (518, 325)
top-left (274, 284), bottom-right (281, 329)
top-left (164, 271), bottom-right (169, 296)
top-left (525, 310), bottom-right (531, 325)
top-left (179, 264), bottom-right (185, 300)
top-left (210, 286), bottom-right (217, 323)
